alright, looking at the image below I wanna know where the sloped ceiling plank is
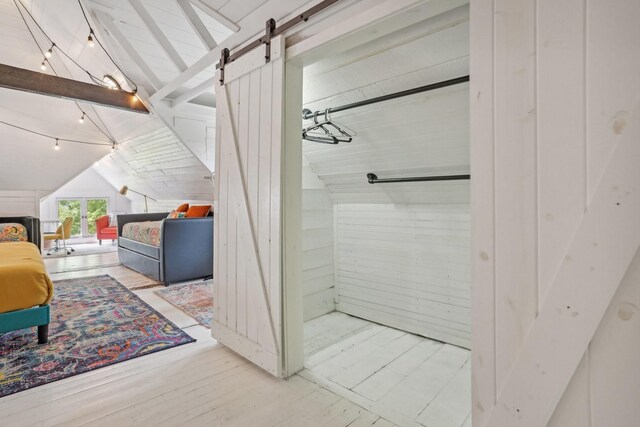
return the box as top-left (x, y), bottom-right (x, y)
top-left (129, 0), bottom-right (188, 72)
top-left (176, 0), bottom-right (217, 50)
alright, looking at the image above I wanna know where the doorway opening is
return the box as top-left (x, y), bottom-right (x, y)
top-left (291, 3), bottom-right (471, 426)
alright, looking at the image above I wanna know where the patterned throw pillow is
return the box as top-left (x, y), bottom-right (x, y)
top-left (167, 211), bottom-right (186, 219)
top-left (0, 223), bottom-right (28, 242)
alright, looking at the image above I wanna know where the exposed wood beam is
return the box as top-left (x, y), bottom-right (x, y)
top-left (191, 0), bottom-right (240, 32)
top-left (176, 0), bottom-right (217, 50)
top-left (170, 77), bottom-right (216, 108)
top-left (0, 63), bottom-right (149, 114)
top-left (128, 0), bottom-right (188, 72)
top-left (94, 10), bottom-right (163, 91)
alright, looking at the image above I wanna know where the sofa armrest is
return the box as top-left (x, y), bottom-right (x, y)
top-left (117, 212), bottom-right (170, 237)
top-left (0, 216), bottom-right (41, 249)
top-left (160, 217), bottom-right (214, 284)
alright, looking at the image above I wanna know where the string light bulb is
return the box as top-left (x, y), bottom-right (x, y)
top-left (45, 44), bottom-right (53, 58)
top-left (54, 139), bottom-right (60, 151)
top-left (40, 60), bottom-right (47, 71)
top-left (111, 142), bottom-right (116, 152)
top-left (87, 30), bottom-right (94, 48)
top-left (79, 113), bottom-right (85, 124)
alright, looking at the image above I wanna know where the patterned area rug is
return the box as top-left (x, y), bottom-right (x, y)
top-left (0, 275), bottom-right (195, 398)
top-left (155, 281), bottom-right (213, 328)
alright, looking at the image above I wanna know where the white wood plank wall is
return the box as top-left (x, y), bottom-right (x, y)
top-left (302, 161), bottom-right (336, 321)
top-left (0, 190), bottom-right (45, 217)
top-left (471, 0), bottom-right (640, 425)
top-left (334, 204), bottom-right (471, 348)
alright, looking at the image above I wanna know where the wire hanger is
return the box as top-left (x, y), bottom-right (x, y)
top-left (302, 109), bottom-right (353, 144)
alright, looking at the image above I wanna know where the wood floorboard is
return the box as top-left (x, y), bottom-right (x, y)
top-left (0, 254), bottom-right (389, 427)
top-left (303, 312), bottom-right (472, 427)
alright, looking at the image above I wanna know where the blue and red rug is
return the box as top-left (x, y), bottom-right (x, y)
top-left (0, 275), bottom-right (195, 397)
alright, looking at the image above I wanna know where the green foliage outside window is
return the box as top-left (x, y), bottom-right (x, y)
top-left (57, 198), bottom-right (108, 236)
top-left (87, 199), bottom-right (108, 234)
top-left (57, 200), bottom-right (81, 236)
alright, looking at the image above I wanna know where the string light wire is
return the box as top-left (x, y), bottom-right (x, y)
top-left (15, 0), bottom-right (106, 86)
top-left (77, 0), bottom-right (138, 93)
top-left (11, 0), bottom-right (117, 147)
top-left (0, 119), bottom-right (113, 147)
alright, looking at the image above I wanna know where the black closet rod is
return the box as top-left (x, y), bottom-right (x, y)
top-left (303, 75), bottom-right (469, 120)
top-left (367, 173), bottom-right (470, 184)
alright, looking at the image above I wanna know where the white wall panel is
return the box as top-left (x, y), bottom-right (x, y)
top-left (334, 204), bottom-right (471, 348)
top-left (0, 190), bottom-right (46, 217)
top-left (302, 162), bottom-right (335, 321)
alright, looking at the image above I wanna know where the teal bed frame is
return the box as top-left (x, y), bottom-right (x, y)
top-left (0, 305), bottom-right (50, 344)
top-left (0, 216), bottom-right (50, 344)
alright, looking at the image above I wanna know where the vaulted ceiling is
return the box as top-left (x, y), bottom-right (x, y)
top-left (0, 0), bottom-right (322, 202)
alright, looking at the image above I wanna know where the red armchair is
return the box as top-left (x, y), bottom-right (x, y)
top-left (95, 215), bottom-right (117, 245)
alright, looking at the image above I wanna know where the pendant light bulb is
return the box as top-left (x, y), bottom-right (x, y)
top-left (54, 139), bottom-right (60, 151)
top-left (87, 31), bottom-right (95, 48)
top-left (45, 45), bottom-right (53, 58)
top-left (79, 113), bottom-right (85, 124)
top-left (40, 60), bottom-right (47, 71)
top-left (111, 142), bottom-right (116, 152)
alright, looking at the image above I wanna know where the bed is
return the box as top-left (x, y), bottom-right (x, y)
top-left (0, 217), bottom-right (53, 344)
top-left (117, 212), bottom-right (213, 285)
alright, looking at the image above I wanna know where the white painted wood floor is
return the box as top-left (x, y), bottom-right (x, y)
top-left (301, 312), bottom-right (472, 427)
top-left (0, 255), bottom-right (392, 427)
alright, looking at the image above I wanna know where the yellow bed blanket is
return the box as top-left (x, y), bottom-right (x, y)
top-left (0, 242), bottom-right (53, 313)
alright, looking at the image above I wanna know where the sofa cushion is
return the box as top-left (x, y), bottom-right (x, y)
top-left (176, 203), bottom-right (189, 213)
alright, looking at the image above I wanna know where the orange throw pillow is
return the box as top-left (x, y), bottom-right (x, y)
top-left (185, 205), bottom-right (211, 218)
top-left (176, 203), bottom-right (189, 213)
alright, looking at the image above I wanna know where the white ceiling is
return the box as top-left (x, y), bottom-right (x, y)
top-left (95, 126), bottom-right (214, 201)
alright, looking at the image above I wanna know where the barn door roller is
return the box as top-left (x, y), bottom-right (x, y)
top-left (264, 19), bottom-right (276, 63)
top-left (217, 0), bottom-right (341, 84)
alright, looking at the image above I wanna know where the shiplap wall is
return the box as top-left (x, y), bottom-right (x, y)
top-left (335, 204), bottom-right (471, 348)
top-left (0, 190), bottom-right (46, 217)
top-left (302, 160), bottom-right (335, 321)
top-left (471, 0), bottom-right (640, 425)
top-left (302, 7), bottom-right (470, 346)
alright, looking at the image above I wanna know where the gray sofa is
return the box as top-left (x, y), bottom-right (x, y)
top-left (117, 212), bottom-right (213, 285)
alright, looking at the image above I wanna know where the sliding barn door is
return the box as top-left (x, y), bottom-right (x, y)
top-left (213, 36), bottom-right (285, 377)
